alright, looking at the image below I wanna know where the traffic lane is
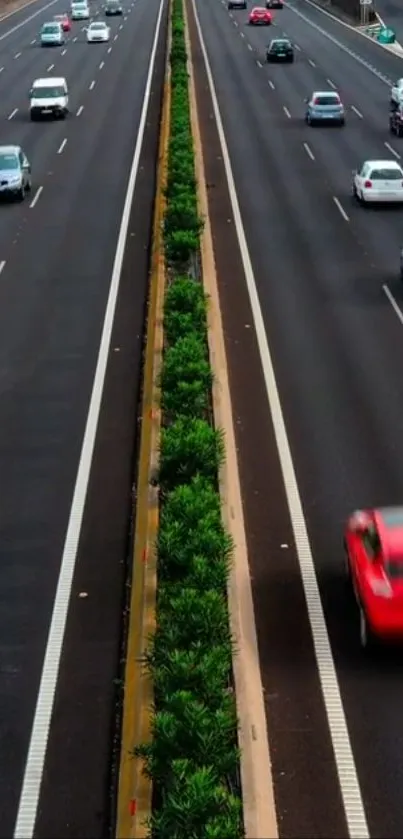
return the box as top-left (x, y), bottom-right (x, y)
top-left (0, 0), bottom-right (75, 59)
top-left (196, 0), bottom-right (403, 836)
top-left (0, 0), bottom-right (162, 832)
top-left (0, 8), bottom-right (136, 256)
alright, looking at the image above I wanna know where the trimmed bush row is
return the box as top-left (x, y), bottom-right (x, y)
top-left (135, 0), bottom-right (244, 836)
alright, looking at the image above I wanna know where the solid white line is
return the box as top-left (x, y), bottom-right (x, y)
top-left (308, 57), bottom-right (315, 66)
top-left (99, 59), bottom-right (104, 68)
top-left (13, 1), bottom-right (165, 836)
top-left (351, 104), bottom-right (363, 118)
top-left (14, 51), bottom-right (21, 58)
top-left (8, 107), bottom-right (18, 120)
top-left (61, 47), bottom-right (66, 54)
top-left (247, 42), bottom-right (252, 50)
top-left (333, 195), bottom-right (349, 221)
top-left (303, 141), bottom-right (315, 160)
top-left (384, 140), bottom-right (401, 159)
top-left (29, 186), bottom-right (43, 209)
top-left (326, 77), bottom-right (336, 88)
top-left (256, 59), bottom-right (262, 67)
top-left (57, 137), bottom-right (67, 154)
top-left (107, 45), bottom-right (112, 52)
top-left (383, 284), bottom-right (403, 325)
top-left (190, 1), bottom-right (369, 837)
top-left (46, 63), bottom-right (54, 70)
top-left (89, 79), bottom-right (96, 89)
top-left (283, 105), bottom-right (291, 118)
top-left (0, 260), bottom-right (6, 274)
top-left (0, 0), bottom-right (59, 44)
top-left (76, 104), bottom-right (84, 115)
top-left (268, 79), bottom-right (275, 89)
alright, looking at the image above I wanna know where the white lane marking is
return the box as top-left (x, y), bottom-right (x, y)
top-left (8, 107), bottom-right (18, 120)
top-left (234, 18), bottom-right (238, 25)
top-left (326, 77), bottom-right (336, 88)
top-left (13, 1), bottom-right (165, 835)
top-left (89, 79), bottom-right (96, 89)
top-left (113, 32), bottom-right (118, 39)
top-left (191, 2), bottom-right (369, 836)
top-left (333, 195), bottom-right (349, 221)
top-left (119, 22), bottom-right (123, 28)
top-left (61, 47), bottom-right (66, 54)
top-left (294, 41), bottom-right (301, 49)
top-left (384, 140), bottom-right (401, 159)
top-left (256, 59), bottom-right (262, 67)
top-left (73, 35), bottom-right (77, 41)
top-left (351, 104), bottom-right (363, 118)
top-left (0, 67), bottom-right (4, 73)
top-left (99, 60), bottom-right (104, 68)
top-left (308, 57), bottom-right (315, 66)
top-left (0, 0), bottom-right (59, 44)
top-left (57, 137), bottom-right (67, 154)
top-left (383, 284), bottom-right (403, 325)
top-left (268, 79), bottom-right (275, 89)
top-left (46, 63), bottom-right (54, 71)
top-left (76, 104), bottom-right (84, 116)
top-left (30, 38), bottom-right (36, 44)
top-left (0, 260), bottom-right (6, 274)
top-left (14, 51), bottom-right (21, 58)
top-left (284, 1), bottom-right (393, 88)
top-left (107, 45), bottom-right (112, 52)
top-left (29, 186), bottom-right (43, 209)
top-left (303, 141), bottom-right (315, 160)
top-left (240, 30), bottom-right (245, 36)
top-left (283, 105), bottom-right (291, 118)
top-left (247, 42), bottom-right (252, 50)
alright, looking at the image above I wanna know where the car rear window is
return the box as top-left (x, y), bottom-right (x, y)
top-left (315, 95), bottom-right (340, 105)
top-left (369, 168), bottom-right (402, 180)
top-left (43, 23), bottom-right (59, 31)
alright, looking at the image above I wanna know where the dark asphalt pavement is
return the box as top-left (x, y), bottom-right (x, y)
top-left (190, 0), bottom-right (403, 835)
top-left (0, 0), bottom-right (167, 835)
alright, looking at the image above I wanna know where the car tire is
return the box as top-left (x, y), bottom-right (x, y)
top-left (339, 118), bottom-right (345, 126)
top-left (306, 114), bottom-right (312, 125)
top-left (16, 186), bottom-right (25, 202)
top-left (26, 179), bottom-right (32, 193)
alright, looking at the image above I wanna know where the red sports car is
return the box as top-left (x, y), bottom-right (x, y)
top-left (344, 506), bottom-right (403, 648)
top-left (54, 13), bottom-right (71, 31)
top-left (249, 6), bottom-right (272, 23)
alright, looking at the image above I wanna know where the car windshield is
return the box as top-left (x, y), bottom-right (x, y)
top-left (42, 23), bottom-right (59, 32)
top-left (369, 168), bottom-right (402, 180)
top-left (315, 95), bottom-right (340, 105)
top-left (385, 560), bottom-right (403, 579)
top-left (33, 86), bottom-right (65, 97)
top-left (90, 22), bottom-right (106, 27)
top-left (0, 153), bottom-right (19, 171)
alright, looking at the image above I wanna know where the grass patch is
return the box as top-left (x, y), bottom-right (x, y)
top-left (135, 0), bottom-right (244, 835)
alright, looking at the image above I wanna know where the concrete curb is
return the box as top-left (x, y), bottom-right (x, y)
top-left (114, 16), bottom-right (170, 838)
top-left (184, 2), bottom-right (278, 836)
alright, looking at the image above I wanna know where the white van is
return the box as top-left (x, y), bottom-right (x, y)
top-left (29, 77), bottom-right (69, 120)
top-left (71, 0), bottom-right (90, 19)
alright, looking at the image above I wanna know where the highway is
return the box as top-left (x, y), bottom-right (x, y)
top-left (189, 0), bottom-right (403, 836)
top-left (0, 0), bottom-right (167, 834)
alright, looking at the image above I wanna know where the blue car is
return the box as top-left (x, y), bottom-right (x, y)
top-left (305, 90), bottom-right (345, 126)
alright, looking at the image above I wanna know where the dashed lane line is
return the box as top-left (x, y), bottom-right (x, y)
top-left (303, 141), bottom-right (315, 160)
top-left (89, 79), bottom-right (96, 89)
top-left (76, 104), bottom-right (84, 115)
top-left (283, 104), bottom-right (291, 118)
top-left (29, 185), bottom-right (43, 209)
top-left (333, 195), bottom-right (349, 221)
top-left (384, 140), bottom-right (401, 158)
top-left (8, 108), bottom-right (18, 119)
top-left (57, 138), bottom-right (67, 154)
top-left (351, 104), bottom-right (363, 118)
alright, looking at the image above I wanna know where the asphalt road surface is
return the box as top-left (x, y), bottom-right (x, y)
top-left (190, 0), bottom-right (403, 836)
top-left (0, 0), bottom-right (167, 835)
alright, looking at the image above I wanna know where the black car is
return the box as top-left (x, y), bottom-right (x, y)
top-left (105, 0), bottom-right (122, 13)
top-left (266, 38), bottom-right (294, 62)
top-left (228, 0), bottom-right (247, 8)
top-left (390, 106), bottom-right (403, 137)
top-left (266, 0), bottom-right (283, 7)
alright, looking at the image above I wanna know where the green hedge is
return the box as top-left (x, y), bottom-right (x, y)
top-left (135, 0), bottom-right (244, 836)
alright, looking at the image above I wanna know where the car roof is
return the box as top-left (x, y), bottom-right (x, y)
top-left (90, 18), bottom-right (107, 22)
top-left (271, 37), bottom-right (290, 42)
top-left (364, 159), bottom-right (402, 168)
top-left (0, 145), bottom-right (20, 155)
top-left (33, 76), bottom-right (66, 86)
top-left (375, 508), bottom-right (403, 560)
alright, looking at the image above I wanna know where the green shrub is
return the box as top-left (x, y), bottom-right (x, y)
top-left (159, 417), bottom-right (224, 493)
top-left (165, 228), bottom-right (200, 264)
top-left (164, 276), bottom-right (207, 344)
top-left (151, 644), bottom-right (233, 709)
top-left (161, 333), bottom-right (211, 418)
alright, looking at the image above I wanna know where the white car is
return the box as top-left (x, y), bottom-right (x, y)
top-left (29, 77), bottom-right (68, 120)
top-left (391, 78), bottom-right (403, 106)
top-left (86, 20), bottom-right (110, 41)
top-left (353, 159), bottom-right (403, 204)
top-left (40, 20), bottom-right (65, 45)
top-left (71, 0), bottom-right (89, 19)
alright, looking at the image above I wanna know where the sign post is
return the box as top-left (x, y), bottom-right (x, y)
top-left (359, 0), bottom-right (372, 28)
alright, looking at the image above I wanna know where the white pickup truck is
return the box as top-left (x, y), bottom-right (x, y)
top-left (391, 78), bottom-right (403, 107)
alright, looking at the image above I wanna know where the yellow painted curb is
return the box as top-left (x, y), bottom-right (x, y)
top-left (184, 2), bottom-right (279, 837)
top-left (115, 20), bottom-right (171, 839)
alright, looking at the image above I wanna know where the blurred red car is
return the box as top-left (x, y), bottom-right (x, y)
top-left (54, 13), bottom-right (71, 31)
top-left (249, 6), bottom-right (272, 23)
top-left (344, 506), bottom-right (403, 648)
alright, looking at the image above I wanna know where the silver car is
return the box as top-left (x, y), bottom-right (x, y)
top-left (0, 145), bottom-right (32, 201)
top-left (40, 21), bottom-right (65, 45)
